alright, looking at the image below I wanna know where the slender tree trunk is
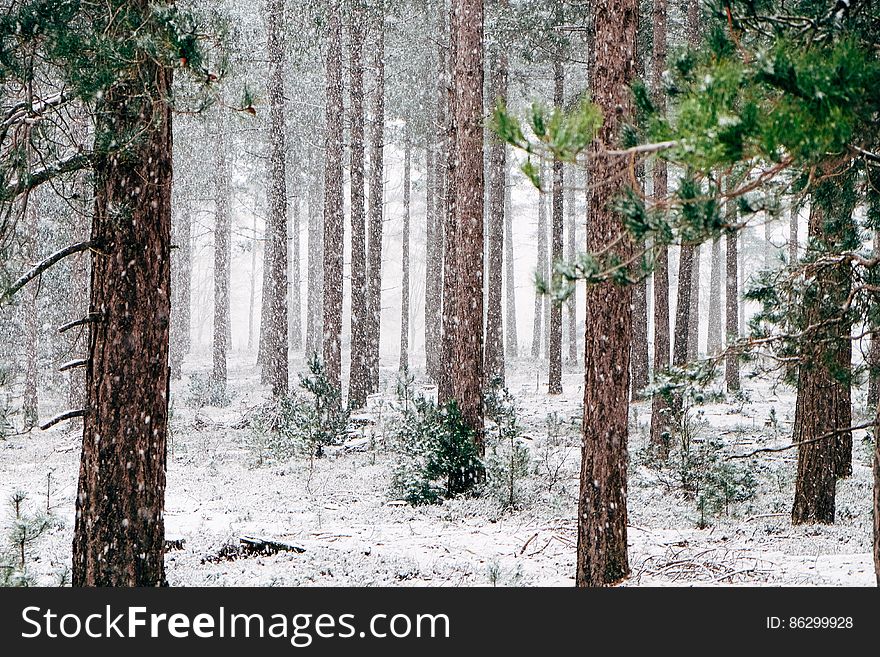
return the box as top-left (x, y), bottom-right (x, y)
top-left (438, 2), bottom-right (457, 406)
top-left (247, 214), bottom-right (258, 352)
top-left (485, 47), bottom-right (507, 386)
top-left (706, 237), bottom-right (722, 355)
top-left (532, 179), bottom-right (547, 360)
top-left (868, 229), bottom-right (880, 409)
top-left (565, 166), bottom-right (577, 363)
top-left (22, 196), bottom-right (38, 430)
top-left (448, 0), bottom-right (485, 446)
top-left (874, 394), bottom-right (880, 584)
top-left (171, 201), bottom-right (192, 379)
top-left (399, 133), bottom-right (411, 372)
top-left (322, 4), bottom-right (345, 389)
top-left (425, 144), bottom-right (442, 379)
top-left (211, 126), bottom-right (230, 389)
top-left (348, 8), bottom-right (369, 407)
top-left (305, 151), bottom-right (323, 358)
top-left (725, 192), bottom-right (740, 392)
top-left (789, 201), bottom-right (798, 266)
top-left (263, 0), bottom-right (290, 396)
top-left (687, 243), bottom-right (700, 360)
top-left (73, 28), bottom-right (173, 586)
top-left (366, 19), bottom-right (386, 395)
top-left (548, 60), bottom-right (565, 395)
top-left (289, 190), bottom-right (302, 352)
top-left (577, 0), bottom-right (635, 588)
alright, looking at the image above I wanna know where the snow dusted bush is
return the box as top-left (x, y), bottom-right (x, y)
top-left (251, 354), bottom-right (350, 463)
top-left (185, 372), bottom-right (231, 409)
top-left (483, 381), bottom-right (530, 509)
top-left (389, 396), bottom-right (484, 505)
top-left (1, 491), bottom-right (56, 587)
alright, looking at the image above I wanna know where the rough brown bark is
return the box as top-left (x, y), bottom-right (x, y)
top-left (449, 0), bottom-right (485, 444)
top-left (73, 25), bottom-right (173, 586)
top-left (485, 48), bottom-right (507, 387)
top-left (366, 20), bottom-right (386, 395)
top-left (348, 8), bottom-right (369, 407)
top-left (425, 144), bottom-right (442, 379)
top-left (548, 60), bottom-right (564, 395)
top-left (211, 125), bottom-right (230, 389)
top-left (322, 5), bottom-right (345, 389)
top-left (687, 243), bottom-right (700, 360)
top-left (576, 0), bottom-right (635, 588)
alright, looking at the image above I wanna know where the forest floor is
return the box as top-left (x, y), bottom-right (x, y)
top-left (1, 352), bottom-right (875, 586)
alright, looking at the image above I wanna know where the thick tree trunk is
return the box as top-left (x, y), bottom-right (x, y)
top-left (348, 9), bottom-right (369, 407)
top-left (576, 0), bottom-right (635, 588)
top-left (73, 34), bottom-right (173, 586)
top-left (211, 126), bottom-right (230, 389)
top-left (366, 22), bottom-right (386, 395)
top-left (399, 134), bottom-right (411, 372)
top-left (449, 0), bottom-right (485, 445)
top-left (485, 49), bottom-right (507, 387)
top-left (706, 237), bottom-right (722, 355)
top-left (322, 5), bottom-right (345, 389)
top-left (792, 185), bottom-right (856, 523)
top-left (170, 201), bottom-right (191, 380)
top-left (548, 60), bottom-right (565, 395)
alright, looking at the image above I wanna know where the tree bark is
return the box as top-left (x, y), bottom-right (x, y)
top-left (73, 21), bottom-right (173, 585)
top-left (565, 166), bottom-right (577, 363)
top-left (548, 60), bottom-right (565, 395)
top-left (289, 189), bottom-right (302, 352)
top-left (532, 177), bottom-right (547, 360)
top-left (725, 192), bottom-right (740, 392)
top-left (22, 195), bottom-right (39, 430)
top-left (576, 0), bottom-right (635, 588)
top-left (348, 8), bottom-right (369, 407)
top-left (305, 149), bottom-right (324, 359)
top-left (449, 0), bottom-right (485, 445)
top-left (366, 19), bottom-right (386, 395)
top-left (706, 237), bottom-right (722, 355)
top-left (322, 4), bottom-right (345, 390)
top-left (399, 133), bottom-right (411, 372)
top-left (170, 200), bottom-right (191, 380)
top-left (687, 243), bottom-right (700, 360)
top-left (211, 125), bottom-right (230, 390)
top-left (485, 48), bottom-right (507, 387)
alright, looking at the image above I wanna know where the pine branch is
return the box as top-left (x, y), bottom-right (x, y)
top-left (39, 409), bottom-right (87, 431)
top-left (0, 240), bottom-right (94, 305)
top-left (727, 420), bottom-right (875, 460)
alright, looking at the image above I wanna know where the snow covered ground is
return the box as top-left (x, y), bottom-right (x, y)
top-left (1, 351), bottom-right (874, 586)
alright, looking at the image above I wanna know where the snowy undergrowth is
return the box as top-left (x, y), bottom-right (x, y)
top-left (0, 351), bottom-right (874, 586)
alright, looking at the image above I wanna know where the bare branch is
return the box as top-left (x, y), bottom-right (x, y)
top-left (1, 240), bottom-right (94, 305)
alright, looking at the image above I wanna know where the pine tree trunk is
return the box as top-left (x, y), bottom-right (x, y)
top-left (565, 166), bottom-right (577, 363)
top-left (211, 126), bottom-right (230, 389)
top-left (725, 206), bottom-right (740, 392)
top-left (68, 179), bottom-right (91, 411)
top-left (399, 134), bottom-right (411, 372)
top-left (306, 152), bottom-right (324, 359)
top-left (449, 0), bottom-right (484, 444)
top-left (171, 201), bottom-right (192, 379)
top-left (869, 234), bottom-right (880, 409)
top-left (348, 9), bottom-right (369, 407)
top-left (366, 21), bottom-right (386, 395)
top-left (548, 60), bottom-right (565, 395)
top-left (289, 190), bottom-right (302, 352)
top-left (706, 237), bottom-right (722, 355)
top-left (485, 48), bottom-right (507, 387)
top-left (22, 196), bottom-right (38, 430)
top-left (577, 0), bottom-right (635, 587)
top-left (438, 2), bottom-right (457, 406)
top-left (687, 243), bottom-right (700, 360)
top-left (874, 395), bottom-right (880, 584)
top-left (789, 201), bottom-right (798, 266)
top-left (532, 180), bottom-right (547, 360)
top-left (425, 143), bottom-right (442, 379)
top-left (247, 214), bottom-right (258, 352)
top-left (792, 182), bottom-right (856, 522)
top-left (73, 31), bottom-right (173, 586)
top-left (322, 5), bottom-right (345, 390)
